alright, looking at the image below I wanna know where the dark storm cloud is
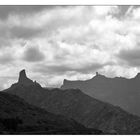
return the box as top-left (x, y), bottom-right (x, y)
top-left (0, 6), bottom-right (70, 20)
top-left (112, 5), bottom-right (130, 19)
top-left (113, 6), bottom-right (139, 18)
top-left (33, 63), bottom-right (104, 75)
top-left (0, 27), bottom-right (42, 43)
top-left (23, 46), bottom-right (45, 62)
top-left (0, 6), bottom-right (71, 41)
top-left (0, 6), bottom-right (59, 19)
top-left (118, 48), bottom-right (140, 67)
top-left (10, 26), bottom-right (42, 39)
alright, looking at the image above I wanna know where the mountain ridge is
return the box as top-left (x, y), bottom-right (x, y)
top-left (4, 69), bottom-right (140, 134)
top-left (61, 72), bottom-right (140, 116)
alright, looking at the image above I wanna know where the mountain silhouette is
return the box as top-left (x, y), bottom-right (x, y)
top-left (18, 69), bottom-right (34, 85)
top-left (4, 70), bottom-right (140, 134)
top-left (0, 91), bottom-right (100, 134)
top-left (61, 72), bottom-right (140, 116)
top-left (10, 69), bottom-right (41, 89)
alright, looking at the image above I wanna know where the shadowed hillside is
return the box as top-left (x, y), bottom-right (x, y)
top-left (0, 91), bottom-right (102, 134)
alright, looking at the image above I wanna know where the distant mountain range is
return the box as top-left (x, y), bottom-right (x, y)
top-left (4, 70), bottom-right (140, 134)
top-left (61, 72), bottom-right (140, 116)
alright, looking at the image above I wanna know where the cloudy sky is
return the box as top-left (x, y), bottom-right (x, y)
top-left (1, 5), bottom-right (140, 89)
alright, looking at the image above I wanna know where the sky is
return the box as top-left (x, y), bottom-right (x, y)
top-left (1, 5), bottom-right (140, 89)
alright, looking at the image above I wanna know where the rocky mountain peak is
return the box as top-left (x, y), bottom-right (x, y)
top-left (18, 69), bottom-right (27, 82)
top-left (18, 69), bottom-right (33, 85)
top-left (5, 69), bottom-right (41, 93)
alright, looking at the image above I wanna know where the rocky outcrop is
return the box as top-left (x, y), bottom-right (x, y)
top-left (8, 69), bottom-right (41, 90)
top-left (18, 69), bottom-right (33, 85)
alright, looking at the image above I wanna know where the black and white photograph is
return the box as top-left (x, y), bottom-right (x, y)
top-left (0, 4), bottom-right (140, 136)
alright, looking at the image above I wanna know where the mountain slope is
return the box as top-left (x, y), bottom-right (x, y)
top-left (61, 72), bottom-right (140, 116)
top-left (0, 91), bottom-right (100, 134)
top-left (5, 70), bottom-right (140, 134)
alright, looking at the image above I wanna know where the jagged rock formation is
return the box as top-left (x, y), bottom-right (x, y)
top-left (0, 91), bottom-right (99, 134)
top-left (9, 69), bottom-right (41, 89)
top-left (61, 72), bottom-right (140, 116)
top-left (18, 69), bottom-right (33, 85)
top-left (4, 70), bottom-right (140, 134)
